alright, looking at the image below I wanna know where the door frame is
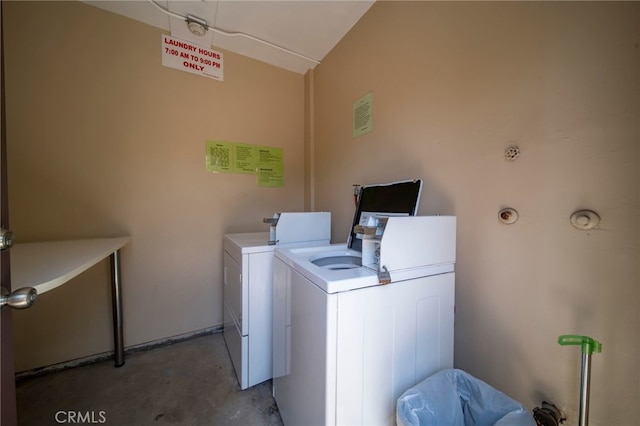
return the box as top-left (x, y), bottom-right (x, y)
top-left (0, 1), bottom-right (18, 424)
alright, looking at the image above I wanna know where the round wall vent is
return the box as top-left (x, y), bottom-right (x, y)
top-left (504, 145), bottom-right (520, 161)
top-left (570, 210), bottom-right (600, 230)
top-left (498, 207), bottom-right (519, 224)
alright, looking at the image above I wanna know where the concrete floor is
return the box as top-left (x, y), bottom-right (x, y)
top-left (16, 333), bottom-right (283, 425)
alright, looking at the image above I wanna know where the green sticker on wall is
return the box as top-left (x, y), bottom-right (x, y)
top-left (353, 92), bottom-right (373, 137)
top-left (257, 147), bottom-right (284, 187)
top-left (206, 141), bottom-right (233, 173)
top-left (205, 141), bottom-right (284, 187)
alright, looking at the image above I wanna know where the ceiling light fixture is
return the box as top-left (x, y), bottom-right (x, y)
top-left (186, 15), bottom-right (208, 36)
top-left (148, 0), bottom-right (320, 64)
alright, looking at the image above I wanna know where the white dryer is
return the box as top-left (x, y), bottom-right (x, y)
top-left (223, 212), bottom-right (330, 390)
top-left (271, 180), bottom-right (456, 425)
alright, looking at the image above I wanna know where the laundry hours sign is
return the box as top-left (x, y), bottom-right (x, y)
top-left (161, 35), bottom-right (224, 81)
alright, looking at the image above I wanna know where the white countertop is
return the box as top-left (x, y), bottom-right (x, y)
top-left (10, 237), bottom-right (131, 294)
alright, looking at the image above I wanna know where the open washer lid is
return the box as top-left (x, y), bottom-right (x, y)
top-left (347, 179), bottom-right (423, 251)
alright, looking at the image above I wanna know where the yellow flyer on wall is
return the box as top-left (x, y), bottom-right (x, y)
top-left (233, 143), bottom-right (259, 174)
top-left (206, 141), bottom-right (283, 185)
top-left (353, 92), bottom-right (373, 137)
top-left (257, 147), bottom-right (284, 187)
top-left (205, 141), bottom-right (233, 173)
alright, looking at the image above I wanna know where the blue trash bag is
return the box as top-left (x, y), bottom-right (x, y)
top-left (396, 369), bottom-right (536, 426)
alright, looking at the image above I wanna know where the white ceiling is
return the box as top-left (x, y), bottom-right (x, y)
top-left (82, 0), bottom-right (375, 74)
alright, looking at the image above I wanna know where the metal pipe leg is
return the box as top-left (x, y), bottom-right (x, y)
top-left (579, 352), bottom-right (591, 426)
top-left (110, 249), bottom-right (125, 367)
top-left (558, 334), bottom-right (601, 426)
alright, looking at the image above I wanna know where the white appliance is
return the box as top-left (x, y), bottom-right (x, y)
top-left (223, 212), bottom-right (330, 390)
top-left (272, 180), bottom-right (457, 425)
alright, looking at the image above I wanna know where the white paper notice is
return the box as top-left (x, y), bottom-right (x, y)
top-left (161, 35), bottom-right (224, 81)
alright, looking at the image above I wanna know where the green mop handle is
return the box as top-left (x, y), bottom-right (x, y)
top-left (558, 335), bottom-right (602, 426)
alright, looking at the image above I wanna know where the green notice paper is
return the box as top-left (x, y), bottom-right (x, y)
top-left (353, 92), bottom-right (373, 137)
top-left (206, 141), bottom-right (284, 187)
top-left (205, 141), bottom-right (233, 173)
top-left (234, 143), bottom-right (259, 174)
top-left (257, 147), bottom-right (284, 187)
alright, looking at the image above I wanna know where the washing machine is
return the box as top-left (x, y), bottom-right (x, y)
top-left (271, 180), bottom-right (456, 425)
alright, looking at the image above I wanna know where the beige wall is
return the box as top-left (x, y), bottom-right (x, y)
top-left (313, 2), bottom-right (639, 425)
top-left (303, 70), bottom-right (314, 211)
top-left (4, 1), bottom-right (305, 371)
top-left (4, 2), bottom-right (639, 424)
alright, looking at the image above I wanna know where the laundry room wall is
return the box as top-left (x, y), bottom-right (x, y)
top-left (312, 2), bottom-right (639, 426)
top-left (4, 1), bottom-right (305, 371)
